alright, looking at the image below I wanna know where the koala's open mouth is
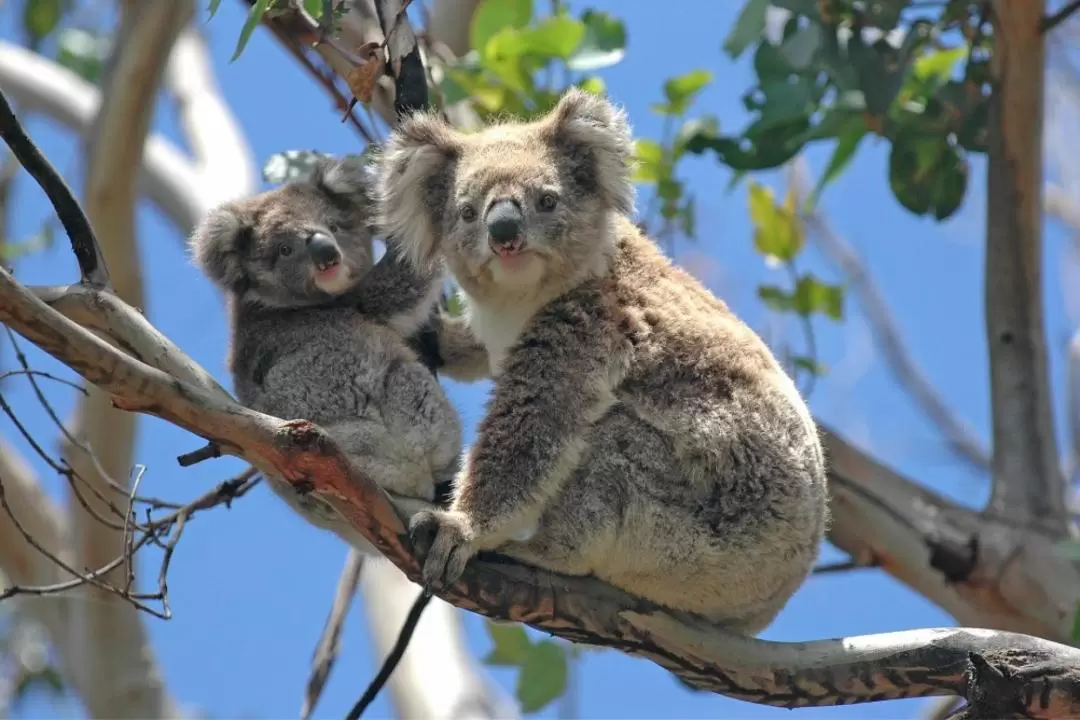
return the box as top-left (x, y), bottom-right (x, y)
top-left (490, 235), bottom-right (526, 257)
top-left (314, 257), bottom-right (340, 273)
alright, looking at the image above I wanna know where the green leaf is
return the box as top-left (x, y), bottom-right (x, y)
top-left (522, 15), bottom-right (585, 60)
top-left (207, 0), bottom-right (223, 19)
top-left (660, 69), bottom-right (712, 116)
top-left (632, 139), bottom-right (665, 184)
top-left (747, 181), bottom-right (804, 261)
top-left (807, 117), bottom-right (866, 209)
top-left (23, 0), bottom-right (67, 48)
top-left (673, 115), bottom-right (719, 158)
top-left (576, 75), bottom-right (606, 96)
top-left (303, 0), bottom-right (324, 19)
top-left (445, 290), bottom-right (466, 317)
top-left (777, 23), bottom-right (821, 71)
top-left (483, 621), bottom-right (532, 666)
top-left (888, 131), bottom-right (969, 220)
top-left (470, 0), bottom-right (532, 55)
top-left (54, 27), bottom-right (111, 85)
top-left (749, 77), bottom-right (815, 132)
top-left (791, 355), bottom-right (827, 376)
top-left (262, 150), bottom-right (331, 184)
top-left (232, 0), bottom-right (271, 62)
top-left (567, 9), bottom-right (626, 71)
top-left (912, 46), bottom-right (968, 85)
top-left (792, 275), bottom-right (844, 320)
top-left (515, 640), bottom-right (568, 713)
top-left (2, 223), bottom-right (55, 262)
top-left (758, 285), bottom-right (794, 312)
top-left (723, 0), bottom-right (768, 59)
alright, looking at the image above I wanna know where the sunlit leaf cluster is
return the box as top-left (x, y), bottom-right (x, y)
top-left (706, 0), bottom-right (991, 220)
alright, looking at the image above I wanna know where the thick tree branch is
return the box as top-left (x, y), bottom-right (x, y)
top-left (2, 266), bottom-right (1079, 716)
top-left (984, 1), bottom-right (1068, 532)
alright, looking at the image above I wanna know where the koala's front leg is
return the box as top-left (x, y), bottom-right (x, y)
top-left (410, 290), bottom-right (622, 588)
top-left (348, 243), bottom-right (443, 336)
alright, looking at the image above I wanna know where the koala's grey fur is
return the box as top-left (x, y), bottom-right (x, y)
top-left (189, 156), bottom-right (463, 553)
top-left (374, 89), bottom-right (829, 635)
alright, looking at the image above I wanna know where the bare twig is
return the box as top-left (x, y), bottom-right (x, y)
top-left (1042, 0), bottom-right (1080, 33)
top-left (345, 589), bottom-right (433, 720)
top-left (0, 92), bottom-right (108, 286)
top-left (984, 1), bottom-right (1068, 532)
top-left (301, 548), bottom-right (365, 720)
top-left (786, 158), bottom-right (991, 471)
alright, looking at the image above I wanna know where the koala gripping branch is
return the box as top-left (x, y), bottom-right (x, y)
top-left (1, 267), bottom-right (1080, 718)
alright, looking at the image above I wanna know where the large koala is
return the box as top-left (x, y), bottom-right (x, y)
top-left (373, 89), bottom-right (829, 635)
top-left (189, 156), bottom-right (462, 553)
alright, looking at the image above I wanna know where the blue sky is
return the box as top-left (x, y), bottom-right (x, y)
top-left (2, 1), bottom-right (1077, 718)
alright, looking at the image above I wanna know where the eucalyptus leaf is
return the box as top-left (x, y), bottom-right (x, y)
top-left (232, 0), bottom-right (271, 62)
top-left (567, 10), bottom-right (626, 71)
top-left (515, 641), bottom-right (568, 713)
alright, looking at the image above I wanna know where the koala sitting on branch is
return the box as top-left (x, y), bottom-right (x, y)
top-left (374, 89), bottom-right (829, 635)
top-left (188, 156), bottom-right (462, 555)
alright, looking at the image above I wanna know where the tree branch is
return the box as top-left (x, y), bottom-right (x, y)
top-left (984, 1), bottom-right (1068, 532)
top-left (302, 549), bottom-right (364, 720)
top-left (0, 93), bottom-right (107, 286)
top-left (785, 159), bottom-right (991, 472)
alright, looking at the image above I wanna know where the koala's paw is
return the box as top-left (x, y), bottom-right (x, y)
top-left (409, 509), bottom-right (476, 589)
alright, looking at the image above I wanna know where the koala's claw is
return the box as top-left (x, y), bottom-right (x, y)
top-left (409, 509), bottom-right (475, 588)
top-left (409, 510), bottom-right (440, 559)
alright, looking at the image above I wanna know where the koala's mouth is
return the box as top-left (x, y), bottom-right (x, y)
top-left (489, 236), bottom-right (526, 257)
top-left (314, 257), bottom-right (341, 274)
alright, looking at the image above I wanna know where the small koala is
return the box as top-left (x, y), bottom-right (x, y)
top-left (189, 155), bottom-right (463, 554)
top-left (374, 89), bottom-right (829, 635)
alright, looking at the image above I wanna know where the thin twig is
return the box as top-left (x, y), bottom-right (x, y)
top-left (0, 89), bottom-right (109, 286)
top-left (301, 549), bottom-right (365, 720)
top-left (345, 589), bottom-right (433, 720)
top-left (1043, 0), bottom-right (1080, 33)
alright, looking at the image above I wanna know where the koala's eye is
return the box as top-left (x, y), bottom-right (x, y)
top-left (538, 192), bottom-right (559, 212)
top-left (327, 221), bottom-right (341, 233)
top-left (460, 203), bottom-right (477, 222)
top-left (278, 244), bottom-right (293, 257)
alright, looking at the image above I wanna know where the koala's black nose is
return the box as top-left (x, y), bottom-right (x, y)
top-left (307, 232), bottom-right (341, 270)
top-left (486, 199), bottom-right (524, 247)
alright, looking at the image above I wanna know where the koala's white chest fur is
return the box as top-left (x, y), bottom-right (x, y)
top-left (464, 295), bottom-right (542, 374)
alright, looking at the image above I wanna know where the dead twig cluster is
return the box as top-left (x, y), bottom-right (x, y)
top-left (0, 85), bottom-right (262, 620)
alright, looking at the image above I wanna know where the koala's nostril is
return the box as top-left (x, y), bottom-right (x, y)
top-left (486, 199), bottom-right (524, 246)
top-left (307, 232), bottom-right (341, 270)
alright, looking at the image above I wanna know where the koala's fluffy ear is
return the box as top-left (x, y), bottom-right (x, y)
top-left (375, 111), bottom-right (461, 272)
top-left (312, 155), bottom-right (376, 212)
top-left (544, 88), bottom-right (636, 216)
top-left (188, 205), bottom-right (253, 293)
